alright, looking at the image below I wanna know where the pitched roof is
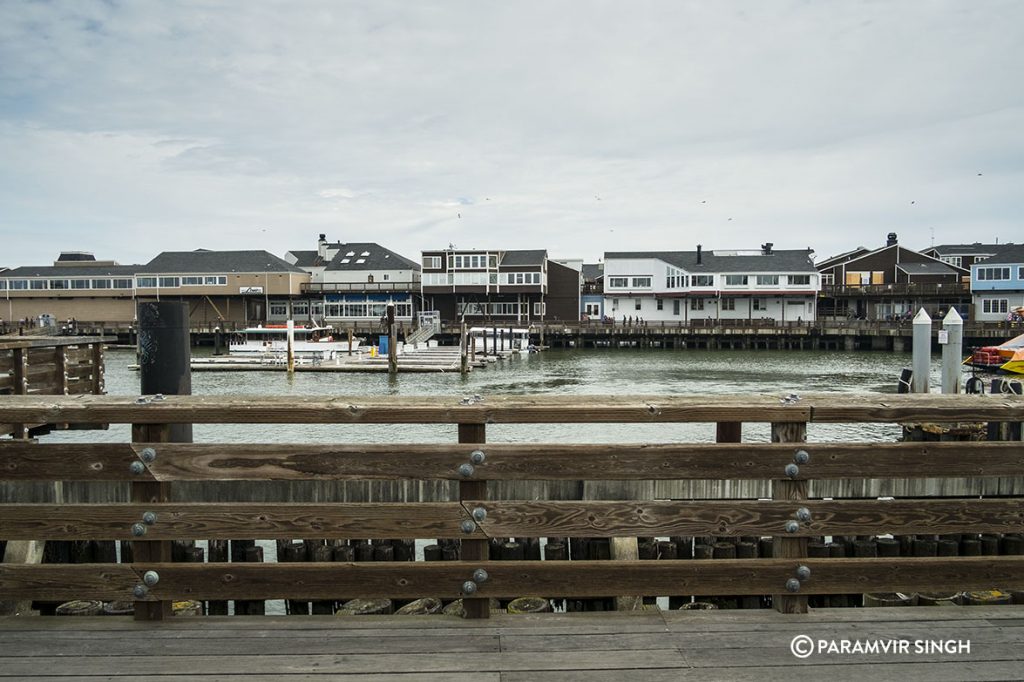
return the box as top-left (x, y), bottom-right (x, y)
top-left (980, 244), bottom-right (1024, 265)
top-left (582, 263), bottom-right (604, 281)
top-left (3, 264), bottom-right (140, 277)
top-left (142, 250), bottom-right (307, 274)
top-left (896, 262), bottom-right (960, 277)
top-left (603, 249), bottom-right (815, 273)
top-left (323, 243), bottom-right (420, 272)
top-left (500, 250), bottom-right (547, 266)
top-left (927, 243), bottom-right (1007, 256)
top-left (816, 246), bottom-right (869, 269)
top-left (288, 250), bottom-right (326, 268)
top-left (56, 252), bottom-right (96, 262)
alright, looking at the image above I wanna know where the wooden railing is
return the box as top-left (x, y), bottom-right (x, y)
top-left (1, 394), bottom-right (1023, 620)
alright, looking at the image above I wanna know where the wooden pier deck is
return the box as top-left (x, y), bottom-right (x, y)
top-left (1, 607), bottom-right (1022, 681)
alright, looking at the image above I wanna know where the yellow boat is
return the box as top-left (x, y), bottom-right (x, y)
top-left (1002, 348), bottom-right (1024, 375)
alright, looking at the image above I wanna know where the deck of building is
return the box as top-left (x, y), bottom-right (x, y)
top-left (1, 607), bottom-right (1021, 681)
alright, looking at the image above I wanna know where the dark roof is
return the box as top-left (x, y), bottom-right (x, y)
top-left (323, 243), bottom-right (420, 272)
top-left (816, 247), bottom-right (869, 268)
top-left (896, 262), bottom-right (959, 276)
top-left (604, 249), bottom-right (815, 273)
top-left (142, 250), bottom-right (306, 274)
top-left (3, 264), bottom-right (140, 277)
top-left (582, 263), bottom-right (604, 281)
top-left (288, 250), bottom-right (326, 268)
top-left (500, 250), bottom-right (547, 266)
top-left (980, 244), bottom-right (1024, 265)
top-left (56, 252), bottom-right (96, 262)
top-left (927, 243), bottom-right (1007, 256)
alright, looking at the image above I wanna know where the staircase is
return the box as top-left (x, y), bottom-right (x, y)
top-left (405, 311), bottom-right (441, 347)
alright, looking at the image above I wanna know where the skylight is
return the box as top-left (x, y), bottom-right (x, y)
top-left (361, 251), bottom-right (370, 256)
top-left (341, 258), bottom-right (350, 264)
top-left (346, 251), bottom-right (355, 257)
top-left (356, 258), bottom-right (366, 264)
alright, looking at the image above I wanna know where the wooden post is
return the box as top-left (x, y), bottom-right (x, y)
top-left (347, 328), bottom-right (353, 356)
top-left (772, 420), bottom-right (809, 614)
top-left (54, 346), bottom-right (68, 395)
top-left (90, 342), bottom-right (105, 394)
top-left (610, 537), bottom-right (642, 611)
top-left (11, 347), bottom-right (27, 439)
top-left (206, 540), bottom-right (228, 615)
top-left (460, 322), bottom-right (468, 375)
top-left (387, 303), bottom-right (398, 375)
top-left (459, 422), bottom-right (489, 619)
top-left (131, 423), bottom-right (173, 621)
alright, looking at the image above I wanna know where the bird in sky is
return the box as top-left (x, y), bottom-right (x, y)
top-left (911, 201), bottom-right (915, 205)
top-left (701, 200), bottom-right (706, 204)
top-left (457, 213), bottom-right (461, 218)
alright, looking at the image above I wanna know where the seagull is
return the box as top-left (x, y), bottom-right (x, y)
top-left (910, 201), bottom-right (915, 205)
top-left (595, 195), bottom-right (601, 200)
top-left (728, 218), bottom-right (733, 221)
top-left (701, 200), bottom-right (706, 204)
top-left (977, 173), bottom-right (983, 176)
top-left (458, 213), bottom-right (461, 218)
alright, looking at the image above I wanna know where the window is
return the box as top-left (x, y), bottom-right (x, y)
top-left (516, 273), bottom-right (524, 284)
top-left (756, 275), bottom-right (779, 286)
top-left (821, 273), bottom-right (834, 286)
top-left (361, 251), bottom-right (369, 257)
top-left (691, 275), bottom-right (714, 287)
top-left (422, 256), bottom-right (441, 269)
top-left (656, 299), bottom-right (663, 310)
top-left (49, 279), bottom-right (67, 289)
top-left (454, 255), bottom-right (463, 268)
top-left (489, 273), bottom-right (498, 284)
top-left (534, 302), bottom-right (546, 316)
top-left (1019, 266), bottom-right (1024, 280)
top-left (158, 277), bottom-right (180, 288)
top-left (356, 259), bottom-right (366, 264)
top-left (977, 267), bottom-right (1010, 281)
top-left (789, 275), bottom-right (811, 286)
top-left (383, 274), bottom-right (390, 281)
top-left (983, 299), bottom-right (1008, 314)
top-left (721, 298), bottom-right (735, 311)
top-left (341, 258), bottom-right (350, 264)
top-left (635, 298), bottom-right (642, 311)
top-left (137, 277), bottom-right (157, 288)
top-left (346, 251), bottom-right (355, 257)
top-left (182, 276), bottom-right (204, 286)
top-left (631, 277), bottom-right (652, 288)
top-left (70, 279), bottom-right (90, 289)
top-left (725, 275), bottom-right (748, 286)
top-left (0, 280), bottom-right (5, 290)
top-left (30, 280), bottom-right (47, 290)
top-left (269, 302), bottom-right (288, 317)
top-left (753, 298), bottom-right (767, 311)
top-left (9, 280), bottom-right (27, 290)
top-left (204, 276), bottom-right (226, 285)
top-left (292, 301), bottom-right (309, 316)
top-left (113, 279), bottom-right (133, 289)
top-left (690, 298), bottom-right (704, 311)
top-left (673, 300), bottom-right (680, 315)
top-left (608, 277), bottom-right (629, 288)
top-left (787, 300), bottom-right (805, 306)
top-left (940, 256), bottom-right (963, 267)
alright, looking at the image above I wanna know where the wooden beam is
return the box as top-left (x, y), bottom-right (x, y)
top-left (2, 557), bottom-right (1021, 601)
top-left (4, 441), bottom-right (1022, 482)
top-left (131, 424), bottom-right (172, 621)
top-left (459, 422), bottom-right (489, 620)
top-left (0, 540), bottom-right (45, 616)
top-left (772, 421), bottom-right (808, 614)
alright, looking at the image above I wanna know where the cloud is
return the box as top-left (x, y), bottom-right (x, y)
top-left (0, 1), bottom-right (1022, 267)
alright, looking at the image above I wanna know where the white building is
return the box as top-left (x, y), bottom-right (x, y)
top-left (602, 244), bottom-right (819, 323)
top-left (281, 234), bottom-right (421, 324)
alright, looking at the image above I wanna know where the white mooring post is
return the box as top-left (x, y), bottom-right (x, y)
top-left (912, 308), bottom-right (932, 393)
top-left (940, 308), bottom-right (963, 394)
top-left (286, 319), bottom-right (295, 374)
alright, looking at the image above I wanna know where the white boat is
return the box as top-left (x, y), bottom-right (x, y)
top-left (467, 327), bottom-right (535, 353)
top-left (228, 325), bottom-right (360, 360)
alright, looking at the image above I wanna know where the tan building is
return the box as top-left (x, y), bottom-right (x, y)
top-left (1, 250), bottom-right (308, 328)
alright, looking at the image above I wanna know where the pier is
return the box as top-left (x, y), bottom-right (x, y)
top-left (1, 393), bottom-right (1022, 678)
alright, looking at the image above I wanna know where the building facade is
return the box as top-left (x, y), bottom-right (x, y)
top-left (602, 244), bottom-right (819, 323)
top-left (284, 235), bottom-right (421, 326)
top-left (420, 248), bottom-right (579, 324)
top-left (922, 243), bottom-right (1006, 270)
top-left (970, 244), bottom-right (1024, 321)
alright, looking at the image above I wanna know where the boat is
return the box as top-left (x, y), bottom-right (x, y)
top-left (228, 325), bottom-right (360, 360)
top-left (967, 331), bottom-right (1024, 374)
top-left (467, 327), bottom-right (535, 353)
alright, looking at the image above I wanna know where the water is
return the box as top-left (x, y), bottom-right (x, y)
top-left (51, 346), bottom-right (954, 445)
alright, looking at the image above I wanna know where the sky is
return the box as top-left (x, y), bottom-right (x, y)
top-left (1, 1), bottom-right (1022, 268)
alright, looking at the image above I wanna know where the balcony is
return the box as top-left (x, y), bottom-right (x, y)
top-left (301, 281), bottom-right (419, 293)
top-left (819, 282), bottom-right (970, 298)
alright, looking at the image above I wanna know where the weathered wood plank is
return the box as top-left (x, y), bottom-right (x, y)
top-left (0, 503), bottom-right (478, 540)
top-left (773, 421), bottom-right (808, 614)
top-left (4, 441), bottom-right (1021, 482)
top-left (2, 558), bottom-right (1021, 601)
top-left (466, 499), bottom-right (1024, 538)
top-left (131, 423), bottom-right (172, 621)
top-left (459, 422), bottom-right (490, 619)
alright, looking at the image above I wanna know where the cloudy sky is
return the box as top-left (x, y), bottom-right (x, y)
top-left (1, 1), bottom-right (1021, 267)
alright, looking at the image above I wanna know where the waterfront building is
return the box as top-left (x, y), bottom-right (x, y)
top-left (420, 248), bottom-right (580, 324)
top-left (969, 243), bottom-right (1024, 321)
top-left (0, 250), bottom-right (307, 327)
top-left (581, 263), bottom-right (605, 319)
top-left (816, 233), bottom-right (969, 320)
top-left (602, 244), bottom-right (818, 323)
top-left (284, 234), bottom-right (421, 326)
top-left (922, 243), bottom-right (1006, 270)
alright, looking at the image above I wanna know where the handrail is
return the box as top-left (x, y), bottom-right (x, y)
top-left (1, 393), bottom-right (1023, 620)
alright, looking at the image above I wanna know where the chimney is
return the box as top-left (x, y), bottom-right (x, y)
top-left (317, 234), bottom-right (328, 261)
top-left (761, 242), bottom-right (774, 256)
top-left (886, 232), bottom-right (898, 247)
top-left (696, 244), bottom-right (702, 265)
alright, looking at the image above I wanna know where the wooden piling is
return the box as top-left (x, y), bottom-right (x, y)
top-left (459, 421), bottom-right (489, 619)
top-left (207, 540), bottom-right (228, 615)
top-left (771, 420), bottom-right (809, 614)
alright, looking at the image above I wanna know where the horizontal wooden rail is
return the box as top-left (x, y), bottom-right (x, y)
top-left (2, 441), bottom-right (1023, 481)
top-left (2, 393), bottom-right (1023, 425)
top-left (0, 503), bottom-right (480, 540)
top-left (2, 558), bottom-right (1022, 601)
top-left (2, 499), bottom-right (1021, 540)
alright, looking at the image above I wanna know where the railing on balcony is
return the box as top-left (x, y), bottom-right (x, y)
top-left (1, 394), bottom-right (1022, 621)
top-left (819, 282), bottom-right (971, 297)
top-left (301, 282), bottom-right (419, 293)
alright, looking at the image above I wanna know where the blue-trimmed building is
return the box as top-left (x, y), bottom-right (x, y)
top-left (970, 244), bottom-right (1024, 321)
